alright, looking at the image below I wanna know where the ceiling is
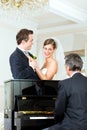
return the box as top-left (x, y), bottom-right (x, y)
top-left (32, 0), bottom-right (87, 35)
top-left (0, 0), bottom-right (87, 36)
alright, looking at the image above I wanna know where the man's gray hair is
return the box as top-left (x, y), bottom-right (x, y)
top-left (65, 53), bottom-right (83, 71)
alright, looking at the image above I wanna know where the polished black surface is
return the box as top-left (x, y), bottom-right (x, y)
top-left (4, 79), bottom-right (59, 130)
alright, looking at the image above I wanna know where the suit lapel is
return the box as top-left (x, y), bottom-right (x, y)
top-left (16, 48), bottom-right (28, 58)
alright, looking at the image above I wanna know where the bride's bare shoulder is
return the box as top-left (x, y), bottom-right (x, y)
top-left (52, 58), bottom-right (58, 65)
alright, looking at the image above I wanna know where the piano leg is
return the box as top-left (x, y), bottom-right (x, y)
top-left (14, 118), bottom-right (21, 130)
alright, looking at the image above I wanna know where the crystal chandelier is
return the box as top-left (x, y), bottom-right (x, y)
top-left (0, 0), bottom-right (49, 25)
top-left (0, 0), bottom-right (48, 9)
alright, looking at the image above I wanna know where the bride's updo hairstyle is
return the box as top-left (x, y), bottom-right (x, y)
top-left (43, 38), bottom-right (57, 50)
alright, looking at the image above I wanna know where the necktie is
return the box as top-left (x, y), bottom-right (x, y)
top-left (24, 51), bottom-right (29, 57)
top-left (24, 51), bottom-right (37, 59)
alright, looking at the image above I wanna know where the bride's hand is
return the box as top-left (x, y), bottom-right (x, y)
top-left (29, 57), bottom-right (37, 70)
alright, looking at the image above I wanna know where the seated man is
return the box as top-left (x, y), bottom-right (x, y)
top-left (43, 53), bottom-right (87, 130)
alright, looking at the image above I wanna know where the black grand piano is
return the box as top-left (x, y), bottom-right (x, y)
top-left (4, 79), bottom-right (59, 130)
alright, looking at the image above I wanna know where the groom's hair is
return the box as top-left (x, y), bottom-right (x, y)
top-left (16, 28), bottom-right (33, 45)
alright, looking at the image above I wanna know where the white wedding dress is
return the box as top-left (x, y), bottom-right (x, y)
top-left (41, 68), bottom-right (57, 80)
top-left (41, 68), bottom-right (47, 75)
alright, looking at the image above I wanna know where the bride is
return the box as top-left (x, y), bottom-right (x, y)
top-left (29, 38), bottom-right (67, 80)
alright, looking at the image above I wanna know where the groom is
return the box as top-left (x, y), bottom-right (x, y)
top-left (9, 28), bottom-right (39, 80)
top-left (9, 28), bottom-right (40, 95)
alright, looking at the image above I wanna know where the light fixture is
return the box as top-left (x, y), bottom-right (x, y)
top-left (0, 0), bottom-right (49, 24)
top-left (0, 0), bottom-right (49, 9)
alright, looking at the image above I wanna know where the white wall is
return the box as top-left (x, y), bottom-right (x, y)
top-left (0, 26), bottom-right (16, 84)
top-left (58, 33), bottom-right (86, 52)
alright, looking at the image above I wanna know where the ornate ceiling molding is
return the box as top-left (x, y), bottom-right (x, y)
top-left (49, 0), bottom-right (87, 23)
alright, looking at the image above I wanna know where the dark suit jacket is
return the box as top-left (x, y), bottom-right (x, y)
top-left (9, 47), bottom-right (40, 79)
top-left (49, 73), bottom-right (87, 130)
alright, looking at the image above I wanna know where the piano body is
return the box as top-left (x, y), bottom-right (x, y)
top-left (4, 79), bottom-right (59, 130)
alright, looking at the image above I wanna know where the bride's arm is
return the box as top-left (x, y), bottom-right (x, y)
top-left (35, 60), bottom-right (58, 80)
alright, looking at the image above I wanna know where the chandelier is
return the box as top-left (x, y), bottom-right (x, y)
top-left (0, 0), bottom-right (49, 9)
